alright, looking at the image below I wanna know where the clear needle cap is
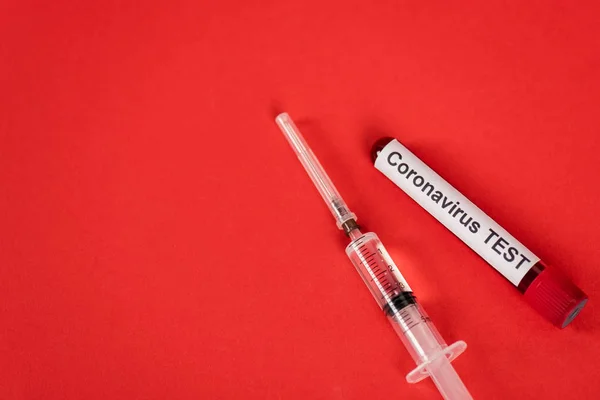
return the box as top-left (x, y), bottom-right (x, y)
top-left (275, 113), bottom-right (357, 229)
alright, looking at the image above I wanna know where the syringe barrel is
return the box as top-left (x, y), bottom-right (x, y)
top-left (345, 232), bottom-right (455, 368)
top-left (346, 231), bottom-right (471, 399)
top-left (390, 305), bottom-right (471, 400)
top-left (388, 303), bottom-right (447, 367)
top-left (345, 231), bottom-right (413, 311)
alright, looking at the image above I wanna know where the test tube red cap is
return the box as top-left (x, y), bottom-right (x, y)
top-left (523, 268), bottom-right (588, 328)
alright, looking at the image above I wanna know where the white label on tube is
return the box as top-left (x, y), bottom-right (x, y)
top-left (375, 139), bottom-right (540, 286)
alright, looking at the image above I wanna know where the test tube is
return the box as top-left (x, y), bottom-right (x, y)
top-left (371, 137), bottom-right (588, 328)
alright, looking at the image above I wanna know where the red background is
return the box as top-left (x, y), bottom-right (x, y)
top-left (1, 1), bottom-right (599, 399)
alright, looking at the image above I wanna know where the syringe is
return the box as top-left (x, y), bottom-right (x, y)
top-left (276, 113), bottom-right (472, 400)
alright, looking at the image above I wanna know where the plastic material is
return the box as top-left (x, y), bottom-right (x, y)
top-left (523, 268), bottom-right (588, 328)
top-left (276, 113), bottom-right (472, 399)
top-left (275, 113), bottom-right (356, 229)
top-left (345, 231), bottom-right (412, 307)
top-left (346, 230), bottom-right (471, 400)
top-left (426, 352), bottom-right (473, 400)
top-left (371, 137), bottom-right (588, 328)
